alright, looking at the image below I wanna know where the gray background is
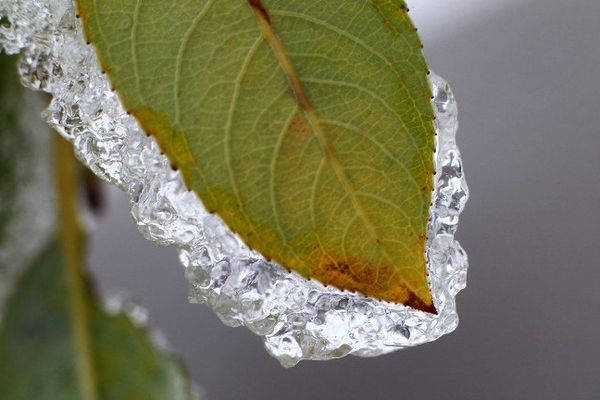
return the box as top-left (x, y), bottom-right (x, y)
top-left (89, 0), bottom-right (600, 398)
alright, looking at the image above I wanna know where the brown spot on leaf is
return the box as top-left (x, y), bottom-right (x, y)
top-left (290, 112), bottom-right (311, 141)
top-left (313, 256), bottom-right (437, 314)
top-left (74, 1), bottom-right (87, 24)
top-left (405, 292), bottom-right (438, 314)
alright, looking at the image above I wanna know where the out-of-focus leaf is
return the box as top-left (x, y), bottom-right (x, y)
top-left (0, 235), bottom-right (199, 400)
top-left (0, 50), bottom-right (27, 244)
top-left (0, 53), bottom-right (199, 400)
top-left (76, 0), bottom-right (437, 311)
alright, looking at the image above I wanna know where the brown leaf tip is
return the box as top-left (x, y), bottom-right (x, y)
top-left (315, 258), bottom-right (437, 314)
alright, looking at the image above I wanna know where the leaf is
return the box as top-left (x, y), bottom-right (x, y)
top-left (0, 235), bottom-right (200, 400)
top-left (76, 0), bottom-right (437, 312)
top-left (0, 54), bottom-right (199, 400)
top-left (0, 52), bottom-right (28, 244)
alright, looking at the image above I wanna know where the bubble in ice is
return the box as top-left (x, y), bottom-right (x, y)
top-left (0, 0), bottom-right (469, 367)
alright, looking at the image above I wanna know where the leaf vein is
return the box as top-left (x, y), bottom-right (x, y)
top-left (173, 0), bottom-right (215, 126)
top-left (223, 34), bottom-right (263, 238)
top-left (269, 9), bottom-right (429, 169)
top-left (269, 106), bottom-right (304, 266)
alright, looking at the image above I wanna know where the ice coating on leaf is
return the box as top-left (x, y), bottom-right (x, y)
top-left (0, 0), bottom-right (469, 366)
top-left (75, 0), bottom-right (437, 311)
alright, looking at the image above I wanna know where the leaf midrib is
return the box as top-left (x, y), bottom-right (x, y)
top-left (269, 7), bottom-right (431, 169)
top-left (248, 0), bottom-right (404, 269)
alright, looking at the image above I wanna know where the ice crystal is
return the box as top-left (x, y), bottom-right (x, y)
top-left (0, 0), bottom-right (469, 366)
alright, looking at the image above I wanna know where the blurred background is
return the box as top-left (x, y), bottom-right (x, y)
top-left (89, 0), bottom-right (600, 398)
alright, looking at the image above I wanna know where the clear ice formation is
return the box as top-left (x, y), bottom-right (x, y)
top-left (0, 0), bottom-right (469, 367)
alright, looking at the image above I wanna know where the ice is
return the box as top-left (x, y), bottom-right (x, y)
top-left (0, 0), bottom-right (469, 366)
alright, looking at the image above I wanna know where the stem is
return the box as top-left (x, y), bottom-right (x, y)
top-left (54, 135), bottom-right (97, 400)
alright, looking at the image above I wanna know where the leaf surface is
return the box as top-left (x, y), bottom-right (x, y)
top-left (0, 236), bottom-right (199, 400)
top-left (0, 54), bottom-right (199, 399)
top-left (76, 0), bottom-right (437, 311)
top-left (0, 53), bottom-right (28, 244)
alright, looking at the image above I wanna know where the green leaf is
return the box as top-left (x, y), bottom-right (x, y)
top-left (0, 233), bottom-right (202, 400)
top-left (76, 0), bottom-right (437, 312)
top-left (0, 235), bottom-right (199, 400)
top-left (0, 52), bottom-right (28, 244)
top-left (0, 54), bottom-right (199, 400)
